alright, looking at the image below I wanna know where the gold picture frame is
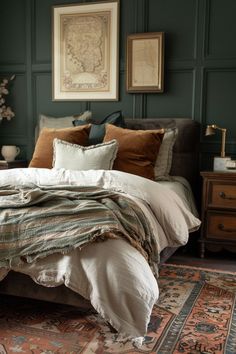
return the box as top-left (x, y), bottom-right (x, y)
top-left (126, 32), bottom-right (164, 93)
top-left (52, 0), bottom-right (119, 101)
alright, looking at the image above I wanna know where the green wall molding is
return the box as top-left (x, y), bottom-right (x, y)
top-left (0, 0), bottom-right (236, 169)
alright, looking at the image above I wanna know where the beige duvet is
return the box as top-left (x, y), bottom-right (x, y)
top-left (0, 168), bottom-right (201, 340)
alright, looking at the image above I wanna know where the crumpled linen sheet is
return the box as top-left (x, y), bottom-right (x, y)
top-left (0, 168), bottom-right (201, 339)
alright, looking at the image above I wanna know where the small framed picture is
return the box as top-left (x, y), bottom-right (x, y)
top-left (126, 32), bottom-right (164, 93)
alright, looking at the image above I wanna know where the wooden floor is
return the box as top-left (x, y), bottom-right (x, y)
top-left (166, 247), bottom-right (236, 272)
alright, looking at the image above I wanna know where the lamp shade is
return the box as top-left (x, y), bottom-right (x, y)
top-left (205, 125), bottom-right (217, 136)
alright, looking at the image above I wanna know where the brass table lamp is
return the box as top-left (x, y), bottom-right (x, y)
top-left (205, 124), bottom-right (230, 171)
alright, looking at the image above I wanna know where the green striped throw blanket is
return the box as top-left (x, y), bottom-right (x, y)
top-left (0, 185), bottom-right (159, 276)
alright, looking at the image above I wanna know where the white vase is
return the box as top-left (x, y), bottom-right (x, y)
top-left (1, 145), bottom-right (20, 162)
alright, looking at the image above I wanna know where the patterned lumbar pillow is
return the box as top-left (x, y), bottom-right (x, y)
top-left (53, 138), bottom-right (118, 171)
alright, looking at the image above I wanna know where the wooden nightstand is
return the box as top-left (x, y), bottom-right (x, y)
top-left (0, 160), bottom-right (28, 170)
top-left (199, 171), bottom-right (236, 258)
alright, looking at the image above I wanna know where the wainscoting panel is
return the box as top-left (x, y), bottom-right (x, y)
top-left (34, 73), bottom-right (88, 120)
top-left (203, 69), bottom-right (236, 141)
top-left (146, 70), bottom-right (195, 118)
top-left (0, 0), bottom-right (26, 65)
top-left (148, 0), bottom-right (198, 60)
top-left (0, 0), bottom-right (236, 169)
top-left (205, 0), bottom-right (236, 59)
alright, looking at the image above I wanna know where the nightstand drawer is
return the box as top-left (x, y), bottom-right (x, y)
top-left (207, 211), bottom-right (236, 241)
top-left (200, 171), bottom-right (236, 257)
top-left (209, 182), bottom-right (236, 209)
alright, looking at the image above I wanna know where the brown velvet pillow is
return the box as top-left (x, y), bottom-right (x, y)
top-left (29, 125), bottom-right (90, 168)
top-left (103, 124), bottom-right (164, 180)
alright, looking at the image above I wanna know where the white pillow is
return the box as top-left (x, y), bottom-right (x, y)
top-left (53, 139), bottom-right (118, 171)
top-left (35, 111), bottom-right (92, 142)
top-left (154, 127), bottom-right (178, 179)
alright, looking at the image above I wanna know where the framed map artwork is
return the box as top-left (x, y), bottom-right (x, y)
top-left (52, 1), bottom-right (119, 100)
top-left (126, 32), bottom-right (164, 93)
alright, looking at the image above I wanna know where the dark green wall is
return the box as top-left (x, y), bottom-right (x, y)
top-left (0, 0), bottom-right (236, 170)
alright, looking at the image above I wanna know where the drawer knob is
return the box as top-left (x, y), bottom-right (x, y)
top-left (219, 191), bottom-right (236, 200)
top-left (218, 223), bottom-right (236, 233)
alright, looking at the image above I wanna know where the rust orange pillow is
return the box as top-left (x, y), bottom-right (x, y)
top-left (29, 125), bottom-right (90, 168)
top-left (103, 124), bottom-right (164, 180)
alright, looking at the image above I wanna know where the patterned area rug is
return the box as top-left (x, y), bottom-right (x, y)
top-left (0, 264), bottom-right (236, 353)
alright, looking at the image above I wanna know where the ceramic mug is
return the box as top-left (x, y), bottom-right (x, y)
top-left (1, 145), bottom-right (21, 162)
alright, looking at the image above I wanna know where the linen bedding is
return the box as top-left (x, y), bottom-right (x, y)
top-left (0, 168), bottom-right (201, 340)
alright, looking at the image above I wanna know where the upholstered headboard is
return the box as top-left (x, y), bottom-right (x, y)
top-left (125, 118), bottom-right (200, 189)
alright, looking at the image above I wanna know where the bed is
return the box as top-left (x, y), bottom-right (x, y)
top-left (0, 117), bottom-right (201, 341)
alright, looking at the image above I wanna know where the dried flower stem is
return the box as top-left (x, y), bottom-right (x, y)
top-left (0, 75), bottom-right (15, 121)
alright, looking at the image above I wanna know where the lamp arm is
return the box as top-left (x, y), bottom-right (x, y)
top-left (221, 129), bottom-right (226, 158)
